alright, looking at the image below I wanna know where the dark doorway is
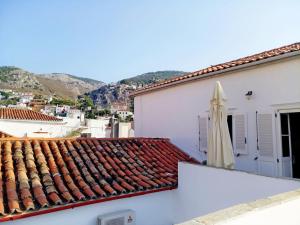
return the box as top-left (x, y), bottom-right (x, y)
top-left (289, 113), bottom-right (300, 178)
top-left (227, 115), bottom-right (233, 144)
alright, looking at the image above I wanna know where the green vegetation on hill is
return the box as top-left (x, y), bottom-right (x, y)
top-left (0, 66), bottom-right (20, 82)
top-left (67, 74), bottom-right (102, 85)
top-left (0, 99), bottom-right (18, 106)
top-left (119, 70), bottom-right (186, 85)
top-left (0, 66), bottom-right (104, 99)
top-left (50, 98), bottom-right (76, 106)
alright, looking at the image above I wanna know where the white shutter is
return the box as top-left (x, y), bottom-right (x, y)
top-left (234, 114), bottom-right (248, 154)
top-left (257, 113), bottom-right (274, 157)
top-left (198, 114), bottom-right (208, 152)
top-left (257, 112), bottom-right (278, 177)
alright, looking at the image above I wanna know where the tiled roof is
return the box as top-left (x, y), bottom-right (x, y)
top-left (0, 108), bottom-right (62, 122)
top-left (0, 137), bottom-right (197, 221)
top-left (133, 42), bottom-right (300, 96)
top-left (0, 131), bottom-right (13, 138)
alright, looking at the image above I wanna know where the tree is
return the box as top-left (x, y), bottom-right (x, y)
top-left (96, 109), bottom-right (111, 116)
top-left (77, 95), bottom-right (94, 110)
top-left (85, 111), bottom-right (96, 119)
top-left (50, 98), bottom-right (76, 106)
top-left (125, 115), bottom-right (133, 122)
top-left (0, 99), bottom-right (17, 106)
top-left (0, 91), bottom-right (10, 99)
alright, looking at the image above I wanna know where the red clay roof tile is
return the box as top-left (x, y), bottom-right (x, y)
top-left (0, 108), bottom-right (62, 122)
top-left (0, 131), bottom-right (14, 138)
top-left (0, 137), bottom-right (197, 221)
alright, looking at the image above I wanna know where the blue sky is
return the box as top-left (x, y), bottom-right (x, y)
top-left (1, 0), bottom-right (300, 83)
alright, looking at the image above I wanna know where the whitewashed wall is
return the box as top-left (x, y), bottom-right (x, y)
top-left (173, 163), bottom-right (300, 224)
top-left (134, 56), bottom-right (300, 175)
top-left (4, 190), bottom-right (174, 225)
top-left (84, 118), bottom-right (110, 138)
top-left (220, 196), bottom-right (300, 225)
top-left (0, 118), bottom-right (81, 138)
top-left (63, 117), bottom-right (82, 133)
top-left (0, 120), bottom-right (66, 137)
top-left (118, 122), bottom-right (134, 138)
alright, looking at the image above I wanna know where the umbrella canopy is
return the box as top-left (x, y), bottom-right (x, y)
top-left (207, 81), bottom-right (235, 169)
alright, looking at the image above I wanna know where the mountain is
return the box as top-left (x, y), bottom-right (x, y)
top-left (119, 70), bottom-right (186, 85)
top-left (0, 66), bottom-right (104, 99)
top-left (0, 66), bottom-right (186, 108)
top-left (90, 70), bottom-right (187, 109)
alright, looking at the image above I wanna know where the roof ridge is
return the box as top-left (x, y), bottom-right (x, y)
top-left (133, 42), bottom-right (300, 95)
top-left (0, 108), bottom-right (62, 122)
top-left (0, 137), bottom-right (169, 141)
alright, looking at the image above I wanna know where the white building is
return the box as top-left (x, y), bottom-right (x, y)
top-left (133, 42), bottom-right (300, 179)
top-left (55, 105), bottom-right (71, 115)
top-left (19, 93), bottom-right (34, 104)
top-left (81, 117), bottom-right (111, 138)
top-left (118, 122), bottom-right (134, 138)
top-left (0, 108), bottom-right (78, 137)
top-left (43, 105), bottom-right (56, 116)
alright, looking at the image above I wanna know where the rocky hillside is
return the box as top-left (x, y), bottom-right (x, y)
top-left (0, 66), bottom-right (104, 99)
top-left (90, 70), bottom-right (187, 109)
top-left (90, 83), bottom-right (134, 108)
top-left (0, 66), bottom-right (186, 109)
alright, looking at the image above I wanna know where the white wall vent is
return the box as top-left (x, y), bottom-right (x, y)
top-left (98, 210), bottom-right (136, 225)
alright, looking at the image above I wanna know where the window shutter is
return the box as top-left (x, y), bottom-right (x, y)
top-left (257, 113), bottom-right (274, 157)
top-left (234, 114), bottom-right (248, 154)
top-left (198, 114), bottom-right (208, 152)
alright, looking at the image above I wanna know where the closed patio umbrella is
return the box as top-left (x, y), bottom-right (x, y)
top-left (207, 81), bottom-right (235, 169)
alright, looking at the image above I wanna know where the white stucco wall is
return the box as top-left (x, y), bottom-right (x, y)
top-left (84, 118), bottom-right (111, 138)
top-left (0, 117), bottom-right (82, 138)
top-left (118, 122), bottom-right (134, 138)
top-left (220, 196), bottom-right (300, 225)
top-left (173, 163), bottom-right (300, 224)
top-left (0, 120), bottom-right (67, 137)
top-left (63, 117), bottom-right (82, 134)
top-left (4, 190), bottom-right (174, 225)
top-left (134, 56), bottom-right (300, 176)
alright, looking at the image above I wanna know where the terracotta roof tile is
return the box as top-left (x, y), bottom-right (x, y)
top-left (0, 131), bottom-right (14, 138)
top-left (0, 108), bottom-right (62, 122)
top-left (0, 137), bottom-right (197, 221)
top-left (133, 42), bottom-right (300, 95)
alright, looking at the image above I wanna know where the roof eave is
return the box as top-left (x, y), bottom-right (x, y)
top-left (0, 119), bottom-right (64, 123)
top-left (131, 50), bottom-right (300, 97)
top-left (0, 187), bottom-right (176, 222)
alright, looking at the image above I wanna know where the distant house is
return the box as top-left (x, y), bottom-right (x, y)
top-left (0, 108), bottom-right (67, 137)
top-left (19, 93), bottom-right (34, 104)
top-left (132, 42), bottom-right (300, 178)
top-left (110, 101), bottom-right (128, 113)
top-left (29, 99), bottom-right (47, 112)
